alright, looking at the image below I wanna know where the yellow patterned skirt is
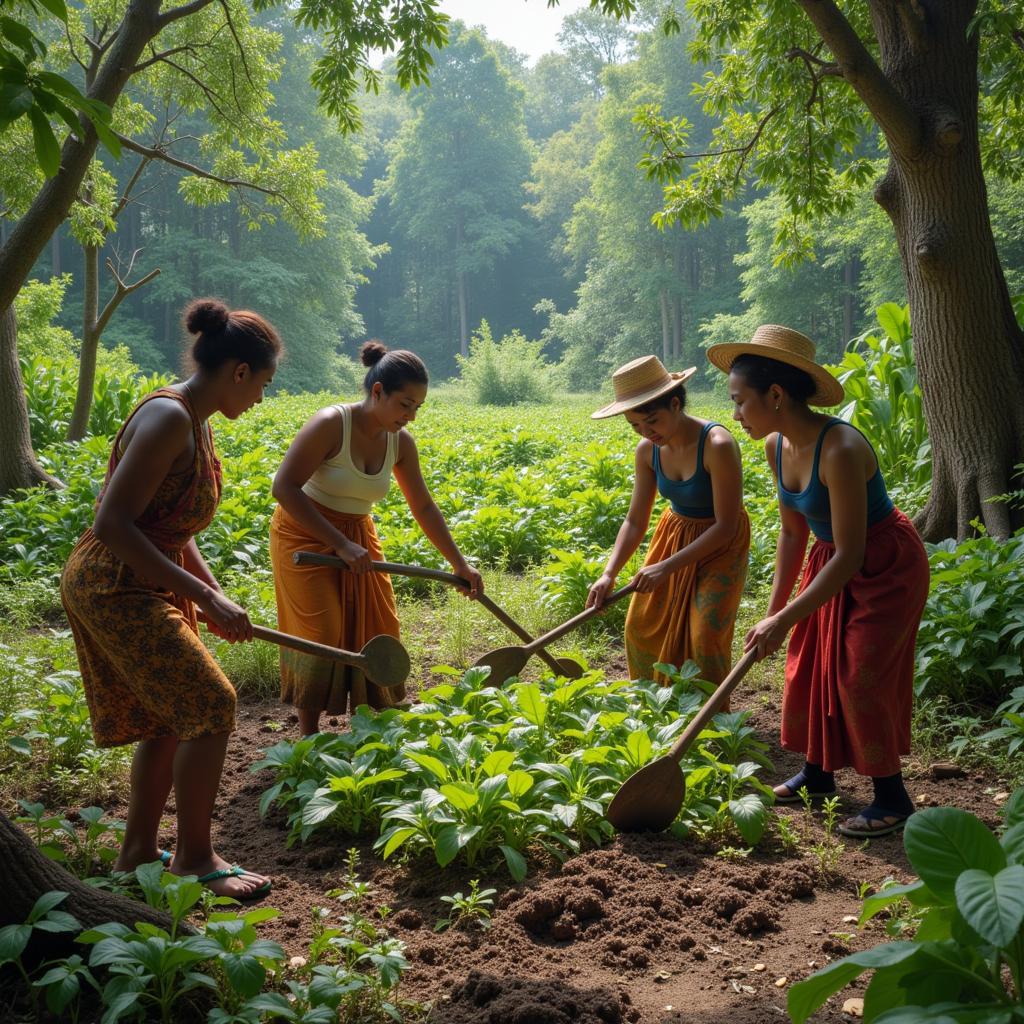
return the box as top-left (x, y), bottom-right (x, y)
top-left (625, 507), bottom-right (750, 686)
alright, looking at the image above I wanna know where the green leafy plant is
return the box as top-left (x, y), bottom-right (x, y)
top-left (456, 320), bottom-right (556, 406)
top-left (788, 789), bottom-right (1024, 1023)
top-left (434, 880), bottom-right (497, 932)
top-left (831, 303), bottom-right (930, 509)
top-left (0, 891), bottom-right (81, 994)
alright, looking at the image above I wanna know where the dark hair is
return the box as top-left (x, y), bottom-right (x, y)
top-left (730, 354), bottom-right (816, 403)
top-left (631, 382), bottom-right (687, 415)
top-left (184, 298), bottom-right (282, 373)
top-left (360, 340), bottom-right (428, 394)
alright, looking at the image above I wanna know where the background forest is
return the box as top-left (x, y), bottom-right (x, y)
top-left (14, 3), bottom-right (1024, 392)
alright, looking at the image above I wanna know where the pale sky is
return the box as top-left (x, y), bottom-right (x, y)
top-left (439, 0), bottom-right (593, 64)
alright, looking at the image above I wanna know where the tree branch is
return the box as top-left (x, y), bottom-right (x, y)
top-left (793, 0), bottom-right (922, 157)
top-left (156, 0), bottom-right (217, 30)
top-left (131, 43), bottom-right (200, 73)
top-left (114, 132), bottom-right (282, 198)
top-left (154, 56), bottom-right (231, 121)
top-left (217, 0), bottom-right (257, 93)
top-left (95, 256), bottom-right (160, 337)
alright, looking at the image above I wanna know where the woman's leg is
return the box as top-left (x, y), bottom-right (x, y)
top-left (298, 707), bottom-right (321, 736)
top-left (171, 731), bottom-right (270, 897)
top-left (114, 735), bottom-right (178, 872)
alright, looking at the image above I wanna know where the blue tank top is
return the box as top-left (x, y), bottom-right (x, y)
top-left (653, 422), bottom-right (718, 519)
top-left (775, 419), bottom-right (894, 542)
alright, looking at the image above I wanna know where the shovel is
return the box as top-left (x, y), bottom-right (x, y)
top-left (472, 580), bottom-right (638, 684)
top-left (204, 615), bottom-right (410, 690)
top-left (252, 625), bottom-right (409, 689)
top-left (292, 551), bottom-right (584, 680)
top-left (606, 648), bottom-right (758, 832)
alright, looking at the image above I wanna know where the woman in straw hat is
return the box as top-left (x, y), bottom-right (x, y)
top-left (587, 355), bottom-right (750, 691)
top-left (708, 325), bottom-right (929, 839)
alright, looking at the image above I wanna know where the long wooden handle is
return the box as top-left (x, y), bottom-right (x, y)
top-left (251, 624), bottom-right (362, 665)
top-left (523, 581), bottom-right (638, 654)
top-left (667, 648), bottom-right (758, 763)
top-left (293, 550), bottom-right (572, 676)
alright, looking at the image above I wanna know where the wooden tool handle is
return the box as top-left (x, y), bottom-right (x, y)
top-left (667, 648), bottom-right (758, 762)
top-left (251, 624), bottom-right (362, 664)
top-left (525, 581), bottom-right (637, 653)
top-left (294, 550), bottom-right (571, 677)
top-left (293, 550), bottom-right (464, 586)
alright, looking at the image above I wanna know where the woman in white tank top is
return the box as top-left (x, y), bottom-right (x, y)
top-left (269, 341), bottom-right (482, 735)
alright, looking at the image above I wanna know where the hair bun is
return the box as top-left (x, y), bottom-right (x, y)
top-left (184, 298), bottom-right (230, 336)
top-left (360, 340), bottom-right (388, 367)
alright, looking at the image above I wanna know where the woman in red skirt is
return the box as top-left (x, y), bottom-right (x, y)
top-left (709, 325), bottom-right (929, 838)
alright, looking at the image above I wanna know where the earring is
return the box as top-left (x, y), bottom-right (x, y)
top-left (774, 404), bottom-right (780, 412)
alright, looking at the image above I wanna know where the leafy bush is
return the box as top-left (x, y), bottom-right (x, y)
top-left (255, 664), bottom-right (774, 879)
top-left (456, 320), bottom-right (557, 406)
top-left (789, 789), bottom-right (1024, 1024)
top-left (831, 302), bottom-right (930, 511)
top-left (916, 530), bottom-right (1024, 706)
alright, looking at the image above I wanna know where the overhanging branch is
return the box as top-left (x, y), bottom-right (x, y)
top-left (156, 0), bottom-right (217, 30)
top-left (794, 0), bottom-right (922, 157)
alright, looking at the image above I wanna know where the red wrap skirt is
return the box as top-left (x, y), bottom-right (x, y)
top-left (780, 508), bottom-right (929, 776)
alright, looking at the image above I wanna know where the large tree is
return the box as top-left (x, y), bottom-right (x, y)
top-left (633, 0), bottom-right (1024, 540)
top-left (0, 0), bottom-right (446, 495)
top-left (384, 21), bottom-right (534, 358)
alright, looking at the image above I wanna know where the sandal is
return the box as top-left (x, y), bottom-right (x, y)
top-left (158, 849), bottom-right (173, 866)
top-left (773, 769), bottom-right (837, 805)
top-left (837, 806), bottom-right (912, 839)
top-left (197, 865), bottom-right (272, 900)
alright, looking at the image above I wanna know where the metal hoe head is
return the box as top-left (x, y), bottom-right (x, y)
top-left (473, 646), bottom-right (530, 685)
top-left (360, 634), bottom-right (411, 689)
top-left (605, 756), bottom-right (685, 833)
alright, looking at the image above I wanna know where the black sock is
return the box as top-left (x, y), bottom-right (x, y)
top-left (803, 762), bottom-right (835, 792)
top-left (871, 772), bottom-right (914, 814)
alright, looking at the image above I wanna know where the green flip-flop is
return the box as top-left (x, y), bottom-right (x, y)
top-left (197, 865), bottom-right (272, 900)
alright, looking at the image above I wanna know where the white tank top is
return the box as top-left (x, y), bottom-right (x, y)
top-left (301, 404), bottom-right (397, 514)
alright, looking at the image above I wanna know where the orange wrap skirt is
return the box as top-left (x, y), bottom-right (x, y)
top-left (269, 502), bottom-right (405, 714)
top-left (781, 508), bottom-right (929, 776)
top-left (625, 507), bottom-right (750, 686)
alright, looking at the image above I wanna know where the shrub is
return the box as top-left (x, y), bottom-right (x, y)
top-left (915, 529), bottom-right (1024, 706)
top-left (831, 302), bottom-right (930, 512)
top-left (456, 320), bottom-right (556, 406)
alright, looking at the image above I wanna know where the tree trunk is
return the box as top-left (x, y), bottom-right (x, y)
top-left (659, 289), bottom-right (670, 363)
top-left (0, 811), bottom-right (185, 966)
top-left (0, 0), bottom-right (163, 497)
top-left (843, 257), bottom-right (857, 344)
top-left (0, 307), bottom-right (62, 493)
top-left (68, 244), bottom-right (100, 442)
top-left (868, 0), bottom-right (1024, 539)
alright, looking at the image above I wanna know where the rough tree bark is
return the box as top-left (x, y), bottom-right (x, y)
top-left (798, 0), bottom-right (1024, 540)
top-left (0, 811), bottom-right (186, 965)
top-left (0, 306), bottom-right (62, 493)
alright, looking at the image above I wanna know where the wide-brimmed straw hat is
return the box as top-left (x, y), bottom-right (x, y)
top-left (591, 356), bottom-right (697, 419)
top-left (706, 325), bottom-right (844, 407)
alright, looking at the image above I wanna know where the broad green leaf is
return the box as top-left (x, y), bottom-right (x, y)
top-left (222, 953), bottom-right (265, 998)
top-left (301, 792), bottom-right (340, 826)
top-left (28, 106), bottom-right (60, 177)
top-left (903, 808), bottom-right (1005, 901)
top-left (728, 794), bottom-right (767, 845)
top-left (481, 750), bottom-right (515, 777)
top-left (954, 865), bottom-right (1024, 947)
top-left (499, 844), bottom-right (527, 882)
top-left (0, 923), bottom-right (32, 963)
top-left (28, 891), bottom-right (68, 923)
top-left (506, 770), bottom-right (533, 798)
top-left (440, 782), bottom-right (478, 811)
top-left (876, 303), bottom-right (910, 344)
top-left (625, 729), bottom-right (652, 766)
top-left (404, 750), bottom-right (449, 782)
top-left (786, 943), bottom-right (920, 1024)
top-left (516, 683), bottom-right (547, 727)
top-left (858, 880), bottom-right (930, 926)
top-left (1002, 788), bottom-right (1024, 829)
top-left (380, 827), bottom-right (417, 860)
top-left (1000, 821), bottom-right (1024, 865)
top-left (434, 825), bottom-right (463, 867)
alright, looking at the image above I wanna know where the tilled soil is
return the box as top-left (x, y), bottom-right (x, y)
top-left (179, 692), bottom-right (1007, 1024)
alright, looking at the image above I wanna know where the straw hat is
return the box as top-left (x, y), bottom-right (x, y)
top-left (591, 356), bottom-right (697, 419)
top-left (706, 325), bottom-right (844, 407)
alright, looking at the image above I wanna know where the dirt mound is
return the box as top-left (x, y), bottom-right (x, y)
top-left (440, 970), bottom-right (629, 1024)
